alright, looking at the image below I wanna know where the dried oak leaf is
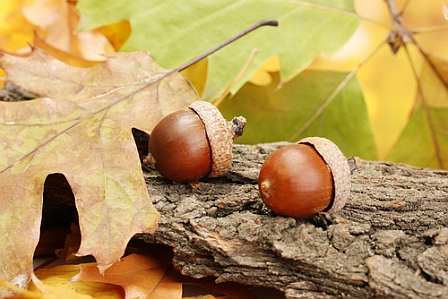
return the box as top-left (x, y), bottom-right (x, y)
top-left (0, 50), bottom-right (197, 290)
top-left (74, 254), bottom-right (182, 299)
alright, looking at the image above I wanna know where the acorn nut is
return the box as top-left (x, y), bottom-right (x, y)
top-left (258, 137), bottom-right (350, 218)
top-left (145, 100), bottom-right (246, 183)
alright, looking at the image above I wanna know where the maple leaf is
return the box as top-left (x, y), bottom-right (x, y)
top-left (0, 50), bottom-right (197, 291)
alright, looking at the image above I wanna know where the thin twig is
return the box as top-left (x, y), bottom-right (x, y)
top-left (176, 20), bottom-right (278, 73)
top-left (398, 0), bottom-right (412, 16)
top-left (403, 44), bottom-right (445, 168)
top-left (407, 39), bottom-right (448, 89)
top-left (290, 38), bottom-right (388, 140)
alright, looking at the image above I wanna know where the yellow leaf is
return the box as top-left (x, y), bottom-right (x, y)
top-left (358, 44), bottom-right (423, 159)
top-left (310, 0), bottom-right (448, 160)
top-left (0, 0), bottom-right (34, 53)
top-left (355, 0), bottom-right (391, 28)
top-left (0, 278), bottom-right (42, 299)
top-left (419, 54), bottom-right (448, 108)
top-left (250, 71), bottom-right (272, 86)
top-left (31, 265), bottom-right (122, 299)
top-left (311, 21), bottom-right (389, 72)
top-left (96, 20), bottom-right (131, 51)
top-left (402, 0), bottom-right (448, 61)
top-left (181, 58), bottom-right (209, 97)
top-left (75, 254), bottom-right (182, 299)
top-left (31, 273), bottom-right (93, 299)
top-left (249, 56), bottom-right (279, 86)
top-left (22, 0), bottom-right (114, 61)
top-left (401, 0), bottom-right (446, 29)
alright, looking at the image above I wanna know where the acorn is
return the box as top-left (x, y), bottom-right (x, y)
top-left (258, 137), bottom-right (350, 218)
top-left (145, 100), bottom-right (246, 183)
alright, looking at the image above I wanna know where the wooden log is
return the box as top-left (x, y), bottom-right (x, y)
top-left (6, 71), bottom-right (447, 298)
top-left (138, 143), bottom-right (448, 299)
top-left (41, 139), bottom-right (448, 299)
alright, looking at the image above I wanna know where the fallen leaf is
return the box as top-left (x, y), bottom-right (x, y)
top-left (22, 0), bottom-right (114, 61)
top-left (95, 20), bottom-right (132, 51)
top-left (31, 272), bottom-right (93, 299)
top-left (149, 274), bottom-right (182, 299)
top-left (30, 264), bottom-right (123, 299)
top-left (0, 0), bottom-right (34, 53)
top-left (0, 278), bottom-right (42, 299)
top-left (183, 296), bottom-right (217, 299)
top-left (75, 254), bottom-right (182, 299)
top-left (0, 49), bottom-right (197, 292)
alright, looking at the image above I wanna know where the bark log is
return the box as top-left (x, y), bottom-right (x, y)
top-left (6, 72), bottom-right (447, 299)
top-left (137, 143), bottom-right (448, 299)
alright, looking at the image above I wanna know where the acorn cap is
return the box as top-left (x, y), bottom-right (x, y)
top-left (298, 137), bottom-right (351, 214)
top-left (189, 101), bottom-right (245, 177)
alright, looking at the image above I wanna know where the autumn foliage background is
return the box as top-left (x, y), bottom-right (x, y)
top-left (0, 0), bottom-right (447, 298)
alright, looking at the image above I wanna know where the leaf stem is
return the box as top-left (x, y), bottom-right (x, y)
top-left (175, 19), bottom-right (278, 72)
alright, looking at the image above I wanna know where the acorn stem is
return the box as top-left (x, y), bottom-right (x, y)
top-left (229, 116), bottom-right (247, 139)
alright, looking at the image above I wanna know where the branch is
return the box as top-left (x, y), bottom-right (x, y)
top-left (44, 142), bottom-right (448, 298)
top-left (140, 143), bottom-right (448, 299)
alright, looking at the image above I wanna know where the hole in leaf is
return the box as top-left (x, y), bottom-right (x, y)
top-left (35, 173), bottom-right (80, 260)
top-left (132, 128), bottom-right (150, 161)
top-left (0, 82), bottom-right (39, 102)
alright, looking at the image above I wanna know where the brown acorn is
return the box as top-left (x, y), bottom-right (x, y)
top-left (145, 101), bottom-right (246, 183)
top-left (258, 137), bottom-right (350, 218)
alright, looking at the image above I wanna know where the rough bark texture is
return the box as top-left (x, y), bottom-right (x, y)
top-left (5, 65), bottom-right (447, 299)
top-left (137, 143), bottom-right (448, 299)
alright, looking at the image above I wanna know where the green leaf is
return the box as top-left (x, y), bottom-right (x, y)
top-left (387, 107), bottom-right (448, 169)
top-left (220, 70), bottom-right (377, 159)
top-left (386, 51), bottom-right (448, 169)
top-left (77, 0), bottom-right (358, 99)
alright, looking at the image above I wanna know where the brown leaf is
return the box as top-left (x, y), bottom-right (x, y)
top-left (30, 264), bottom-right (123, 298)
top-left (0, 49), bottom-right (197, 291)
top-left (75, 254), bottom-right (182, 299)
top-left (22, 0), bottom-right (114, 61)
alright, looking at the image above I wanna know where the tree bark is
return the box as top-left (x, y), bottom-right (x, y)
top-left (138, 143), bottom-right (448, 299)
top-left (6, 75), bottom-right (446, 299)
